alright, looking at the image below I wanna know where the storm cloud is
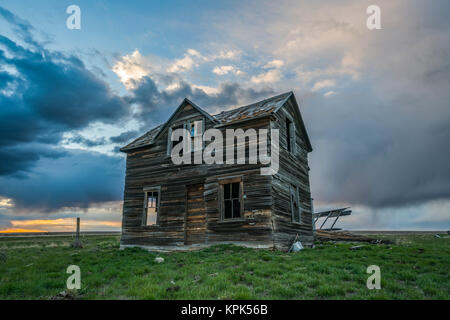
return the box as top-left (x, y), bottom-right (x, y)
top-left (0, 7), bottom-right (130, 210)
top-left (0, 7), bottom-right (274, 211)
top-left (127, 76), bottom-right (276, 129)
top-left (0, 150), bottom-right (124, 211)
top-left (300, 1), bottom-right (450, 209)
top-left (1, 1), bottom-right (450, 224)
top-left (0, 7), bottom-right (130, 177)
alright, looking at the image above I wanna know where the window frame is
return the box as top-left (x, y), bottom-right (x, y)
top-left (290, 184), bottom-right (302, 224)
top-left (167, 118), bottom-right (204, 156)
top-left (142, 186), bottom-right (161, 226)
top-left (167, 123), bottom-right (185, 157)
top-left (218, 176), bottom-right (244, 221)
top-left (285, 116), bottom-right (296, 155)
top-left (189, 119), bottom-right (204, 152)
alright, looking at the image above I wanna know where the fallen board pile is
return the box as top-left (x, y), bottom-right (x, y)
top-left (315, 230), bottom-right (393, 244)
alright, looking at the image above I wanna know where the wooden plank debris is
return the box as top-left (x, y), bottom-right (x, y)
top-left (315, 229), bottom-right (393, 244)
top-left (314, 207), bottom-right (351, 230)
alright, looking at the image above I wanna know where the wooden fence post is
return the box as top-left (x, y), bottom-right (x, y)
top-left (71, 217), bottom-right (83, 248)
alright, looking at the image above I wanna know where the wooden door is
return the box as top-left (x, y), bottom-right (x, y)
top-left (185, 184), bottom-right (206, 245)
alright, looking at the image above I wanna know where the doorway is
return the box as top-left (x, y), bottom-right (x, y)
top-left (185, 184), bottom-right (206, 245)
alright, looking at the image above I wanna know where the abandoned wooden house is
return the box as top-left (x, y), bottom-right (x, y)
top-left (119, 91), bottom-right (314, 251)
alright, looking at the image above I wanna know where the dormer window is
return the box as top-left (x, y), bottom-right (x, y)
top-left (170, 124), bottom-right (184, 156)
top-left (190, 120), bottom-right (203, 151)
top-left (167, 119), bottom-right (204, 156)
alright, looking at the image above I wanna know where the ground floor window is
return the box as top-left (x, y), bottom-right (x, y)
top-left (290, 184), bottom-right (302, 223)
top-left (219, 177), bottom-right (243, 219)
top-left (143, 188), bottom-right (160, 226)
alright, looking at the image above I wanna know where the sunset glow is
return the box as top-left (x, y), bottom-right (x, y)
top-left (0, 228), bottom-right (46, 233)
top-left (0, 219), bottom-right (121, 233)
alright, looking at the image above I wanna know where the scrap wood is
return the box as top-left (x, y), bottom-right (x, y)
top-left (315, 230), bottom-right (393, 244)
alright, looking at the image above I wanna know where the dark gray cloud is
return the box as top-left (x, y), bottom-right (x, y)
top-left (305, 1), bottom-right (450, 209)
top-left (0, 150), bottom-right (124, 211)
top-left (127, 77), bottom-right (275, 128)
top-left (0, 7), bottom-right (130, 177)
top-left (0, 144), bottom-right (66, 176)
top-left (0, 7), bottom-right (275, 212)
top-left (110, 130), bottom-right (139, 144)
top-left (0, 7), bottom-right (129, 210)
top-left (67, 135), bottom-right (108, 147)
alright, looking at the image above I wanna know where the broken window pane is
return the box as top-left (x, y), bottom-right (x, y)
top-left (224, 200), bottom-right (232, 219)
top-left (286, 118), bottom-right (292, 152)
top-left (224, 183), bottom-right (231, 199)
top-left (232, 199), bottom-right (240, 218)
top-left (232, 182), bottom-right (239, 198)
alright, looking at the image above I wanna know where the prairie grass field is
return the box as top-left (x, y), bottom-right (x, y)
top-left (0, 233), bottom-right (448, 299)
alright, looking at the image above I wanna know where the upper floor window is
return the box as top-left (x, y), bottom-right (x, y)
top-left (286, 118), bottom-right (296, 154)
top-left (167, 119), bottom-right (203, 155)
top-left (170, 124), bottom-right (184, 156)
top-left (290, 184), bottom-right (302, 223)
top-left (190, 120), bottom-right (203, 151)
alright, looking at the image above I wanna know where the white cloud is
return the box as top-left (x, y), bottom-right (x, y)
top-left (192, 84), bottom-right (220, 95)
top-left (213, 65), bottom-right (235, 75)
top-left (168, 48), bottom-right (241, 74)
top-left (112, 50), bottom-right (150, 89)
top-left (0, 196), bottom-right (13, 208)
top-left (212, 50), bottom-right (241, 60)
top-left (167, 49), bottom-right (204, 73)
top-left (212, 65), bottom-right (243, 76)
top-left (264, 59), bottom-right (284, 69)
top-left (250, 58), bottom-right (284, 84)
top-left (312, 79), bottom-right (336, 91)
top-left (250, 69), bottom-right (282, 84)
top-left (324, 90), bottom-right (335, 97)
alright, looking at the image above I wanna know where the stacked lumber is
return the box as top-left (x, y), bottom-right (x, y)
top-left (315, 230), bottom-right (393, 244)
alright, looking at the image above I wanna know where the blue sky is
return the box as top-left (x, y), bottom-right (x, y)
top-left (0, 0), bottom-right (449, 232)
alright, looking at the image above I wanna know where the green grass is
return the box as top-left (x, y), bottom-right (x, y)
top-left (0, 234), bottom-right (448, 299)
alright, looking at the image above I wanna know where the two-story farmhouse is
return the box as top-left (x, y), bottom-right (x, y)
top-left (120, 92), bottom-right (313, 251)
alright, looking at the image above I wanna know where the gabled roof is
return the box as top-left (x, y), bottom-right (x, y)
top-left (121, 98), bottom-right (216, 152)
top-left (214, 92), bottom-right (292, 125)
top-left (121, 124), bottom-right (163, 151)
top-left (150, 98), bottom-right (217, 143)
top-left (121, 92), bottom-right (312, 152)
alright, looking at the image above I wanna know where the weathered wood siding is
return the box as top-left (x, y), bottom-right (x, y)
top-left (185, 184), bottom-right (206, 244)
top-left (270, 99), bottom-right (314, 249)
top-left (121, 103), bottom-right (274, 248)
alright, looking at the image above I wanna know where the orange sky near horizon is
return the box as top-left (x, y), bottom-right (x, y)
top-left (0, 218), bottom-right (121, 233)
